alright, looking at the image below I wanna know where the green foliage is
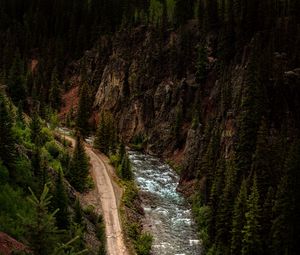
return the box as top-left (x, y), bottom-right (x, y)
top-left (0, 160), bottom-right (9, 184)
top-left (123, 181), bottom-right (139, 208)
top-left (96, 215), bottom-right (106, 255)
top-left (149, 0), bottom-right (163, 26)
top-left (231, 179), bottom-right (247, 254)
top-left (7, 52), bottom-right (27, 104)
top-left (49, 111), bottom-right (60, 130)
top-left (74, 198), bottom-right (83, 226)
top-left (14, 156), bottom-right (34, 189)
top-left (30, 113), bottom-right (42, 145)
top-left (0, 184), bottom-right (33, 239)
top-left (68, 136), bottom-right (89, 192)
top-left (135, 233), bottom-right (153, 255)
top-left (119, 155), bottom-right (133, 181)
top-left (195, 46), bottom-right (209, 84)
top-left (271, 139), bottom-right (300, 255)
top-left (76, 83), bottom-right (92, 137)
top-left (131, 133), bottom-right (147, 151)
top-left (46, 140), bottom-right (63, 159)
top-left (53, 169), bottom-right (70, 229)
top-left (193, 205), bottom-right (212, 248)
top-left (242, 175), bottom-right (262, 255)
top-left (94, 112), bottom-right (118, 155)
top-left (49, 68), bottom-right (62, 110)
top-left (21, 185), bottom-right (60, 255)
top-left (0, 93), bottom-right (15, 170)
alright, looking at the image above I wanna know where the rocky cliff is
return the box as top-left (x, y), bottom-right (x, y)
top-left (64, 22), bottom-right (300, 194)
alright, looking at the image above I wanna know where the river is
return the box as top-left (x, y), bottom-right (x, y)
top-left (128, 151), bottom-right (202, 255)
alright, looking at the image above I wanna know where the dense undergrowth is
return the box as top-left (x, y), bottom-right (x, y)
top-left (0, 93), bottom-right (105, 254)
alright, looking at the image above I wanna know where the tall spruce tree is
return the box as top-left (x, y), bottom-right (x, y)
top-left (68, 135), bottom-right (89, 192)
top-left (49, 68), bottom-right (62, 110)
top-left (53, 168), bottom-right (69, 229)
top-left (271, 139), bottom-right (300, 255)
top-left (242, 175), bottom-right (262, 255)
top-left (76, 83), bottom-right (92, 137)
top-left (0, 93), bottom-right (15, 171)
top-left (231, 179), bottom-right (248, 255)
top-left (30, 113), bottom-right (42, 145)
top-left (24, 185), bottom-right (59, 255)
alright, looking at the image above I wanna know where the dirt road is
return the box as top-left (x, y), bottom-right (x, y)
top-left (62, 134), bottom-right (129, 255)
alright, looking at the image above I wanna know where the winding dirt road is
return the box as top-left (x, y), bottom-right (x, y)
top-left (62, 134), bottom-right (128, 255)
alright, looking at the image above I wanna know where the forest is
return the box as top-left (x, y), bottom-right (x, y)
top-left (0, 0), bottom-right (300, 255)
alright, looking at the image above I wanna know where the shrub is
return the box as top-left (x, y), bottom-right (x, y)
top-left (135, 233), bottom-right (153, 255)
top-left (45, 140), bottom-right (62, 159)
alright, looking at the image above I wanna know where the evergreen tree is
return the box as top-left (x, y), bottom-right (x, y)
top-left (271, 139), bottom-right (300, 255)
top-left (231, 179), bottom-right (248, 255)
top-left (174, 0), bottom-right (194, 26)
top-left (49, 68), bottom-right (62, 110)
top-left (16, 101), bottom-right (25, 128)
top-left (262, 186), bottom-right (274, 254)
top-left (215, 158), bottom-right (237, 250)
top-left (53, 168), bottom-right (70, 229)
top-left (251, 118), bottom-right (272, 201)
top-left (68, 135), bottom-right (89, 192)
top-left (7, 51), bottom-right (27, 104)
top-left (0, 93), bottom-right (15, 171)
top-left (236, 56), bottom-right (261, 179)
top-left (242, 175), bottom-right (262, 255)
top-left (32, 147), bottom-right (48, 195)
top-left (94, 112), bottom-right (117, 155)
top-left (195, 45), bottom-right (208, 84)
top-left (120, 154), bottom-right (133, 181)
top-left (76, 83), bottom-right (92, 137)
top-left (23, 185), bottom-right (59, 255)
top-left (74, 198), bottom-right (83, 226)
top-left (30, 113), bottom-right (42, 145)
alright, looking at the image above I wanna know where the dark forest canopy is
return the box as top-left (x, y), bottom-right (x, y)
top-left (0, 1), bottom-right (300, 255)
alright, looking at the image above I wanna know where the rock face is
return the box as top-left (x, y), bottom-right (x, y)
top-left (92, 25), bottom-right (201, 157)
top-left (65, 24), bottom-right (300, 191)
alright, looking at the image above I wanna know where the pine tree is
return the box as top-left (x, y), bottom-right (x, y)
top-left (7, 51), bottom-right (27, 104)
top-left (251, 118), bottom-right (271, 201)
top-left (0, 93), bottom-right (15, 171)
top-left (174, 0), bottom-right (193, 26)
top-left (215, 158), bottom-right (237, 250)
top-left (23, 185), bottom-right (59, 255)
top-left (16, 101), bottom-right (25, 128)
top-left (94, 113), bottom-right (108, 154)
top-left (195, 46), bottom-right (208, 84)
top-left (68, 135), bottom-right (89, 192)
top-left (271, 139), bottom-right (300, 255)
top-left (242, 175), bottom-right (262, 255)
top-left (94, 112), bottom-right (117, 155)
top-left (30, 113), bottom-right (42, 145)
top-left (236, 56), bottom-right (261, 179)
top-left (97, 215), bottom-right (106, 255)
top-left (32, 147), bottom-right (48, 195)
top-left (120, 154), bottom-right (133, 181)
top-left (74, 198), bottom-right (83, 225)
top-left (76, 83), bottom-right (92, 137)
top-left (262, 186), bottom-right (274, 254)
top-left (49, 68), bottom-right (62, 110)
top-left (53, 168), bottom-right (70, 229)
top-left (231, 179), bottom-right (248, 255)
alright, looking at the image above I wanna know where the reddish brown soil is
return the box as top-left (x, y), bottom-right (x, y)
top-left (0, 232), bottom-right (31, 255)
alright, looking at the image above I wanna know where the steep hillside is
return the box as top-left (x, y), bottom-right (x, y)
top-left (1, 0), bottom-right (300, 254)
top-left (64, 15), bottom-right (300, 255)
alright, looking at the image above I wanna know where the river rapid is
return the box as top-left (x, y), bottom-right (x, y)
top-left (128, 151), bottom-right (202, 255)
